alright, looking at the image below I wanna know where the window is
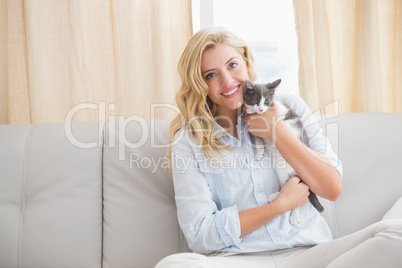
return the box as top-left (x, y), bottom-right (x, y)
top-left (192, 0), bottom-right (299, 94)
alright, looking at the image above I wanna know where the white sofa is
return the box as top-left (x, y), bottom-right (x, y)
top-left (1, 113), bottom-right (401, 268)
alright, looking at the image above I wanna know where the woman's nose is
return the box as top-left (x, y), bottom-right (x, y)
top-left (220, 70), bottom-right (232, 88)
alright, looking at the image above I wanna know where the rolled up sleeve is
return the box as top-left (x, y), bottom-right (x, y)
top-left (214, 205), bottom-right (242, 247)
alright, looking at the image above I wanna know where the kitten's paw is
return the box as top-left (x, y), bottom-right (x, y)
top-left (268, 192), bottom-right (280, 203)
top-left (290, 212), bottom-right (300, 226)
top-left (256, 151), bottom-right (264, 160)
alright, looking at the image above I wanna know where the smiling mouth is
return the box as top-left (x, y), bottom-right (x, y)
top-left (221, 85), bottom-right (240, 96)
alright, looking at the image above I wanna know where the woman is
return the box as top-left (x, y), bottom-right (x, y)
top-left (156, 27), bottom-right (402, 267)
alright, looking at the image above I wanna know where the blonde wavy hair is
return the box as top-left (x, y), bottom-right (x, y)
top-left (168, 27), bottom-right (257, 161)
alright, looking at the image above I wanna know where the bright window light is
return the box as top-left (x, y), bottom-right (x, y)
top-left (193, 0), bottom-right (299, 94)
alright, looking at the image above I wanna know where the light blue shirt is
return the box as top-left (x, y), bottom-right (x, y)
top-left (171, 92), bottom-right (342, 254)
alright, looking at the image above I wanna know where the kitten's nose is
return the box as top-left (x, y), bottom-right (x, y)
top-left (259, 109), bottom-right (263, 113)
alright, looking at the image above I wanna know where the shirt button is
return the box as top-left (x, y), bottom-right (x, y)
top-left (257, 193), bottom-right (262, 198)
top-left (253, 169), bottom-right (257, 173)
top-left (245, 145), bottom-right (249, 149)
top-left (241, 130), bottom-right (244, 133)
top-left (276, 237), bottom-right (281, 241)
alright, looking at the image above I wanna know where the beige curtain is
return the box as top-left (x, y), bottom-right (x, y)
top-left (0, 1), bottom-right (7, 124)
top-left (1, 0), bottom-right (192, 124)
top-left (293, 0), bottom-right (401, 114)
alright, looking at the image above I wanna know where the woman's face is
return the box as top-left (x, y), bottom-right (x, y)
top-left (201, 43), bottom-right (249, 116)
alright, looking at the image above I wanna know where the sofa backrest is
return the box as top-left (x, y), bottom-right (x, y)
top-left (0, 120), bottom-right (187, 268)
top-left (0, 122), bottom-right (103, 268)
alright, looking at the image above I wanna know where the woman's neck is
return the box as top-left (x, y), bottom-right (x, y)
top-left (215, 107), bottom-right (242, 139)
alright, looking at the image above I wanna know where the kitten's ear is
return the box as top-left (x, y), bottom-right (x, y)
top-left (245, 80), bottom-right (253, 89)
top-left (267, 79), bottom-right (281, 89)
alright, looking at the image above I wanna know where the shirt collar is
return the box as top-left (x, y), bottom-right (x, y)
top-left (213, 113), bottom-right (247, 147)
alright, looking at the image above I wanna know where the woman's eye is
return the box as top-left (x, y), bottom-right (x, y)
top-left (229, 62), bottom-right (238, 68)
top-left (206, 73), bottom-right (215, 80)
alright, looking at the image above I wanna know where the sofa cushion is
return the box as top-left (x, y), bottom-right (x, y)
top-left (102, 119), bottom-right (189, 268)
top-left (0, 122), bottom-right (103, 268)
top-left (382, 197), bottom-right (402, 220)
top-left (325, 113), bottom-right (402, 237)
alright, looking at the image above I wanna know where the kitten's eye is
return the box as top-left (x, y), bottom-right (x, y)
top-left (254, 100), bottom-right (259, 104)
top-left (264, 101), bottom-right (269, 104)
top-left (229, 62), bottom-right (238, 68)
top-left (205, 73), bottom-right (215, 80)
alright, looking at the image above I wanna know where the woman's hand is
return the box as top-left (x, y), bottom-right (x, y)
top-left (238, 176), bottom-right (310, 238)
top-left (242, 101), bottom-right (282, 140)
top-left (274, 177), bottom-right (310, 213)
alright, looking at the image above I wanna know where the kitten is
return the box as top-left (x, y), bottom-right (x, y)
top-left (243, 79), bottom-right (324, 225)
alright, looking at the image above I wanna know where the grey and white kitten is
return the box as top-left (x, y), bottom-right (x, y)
top-left (243, 79), bottom-right (324, 225)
